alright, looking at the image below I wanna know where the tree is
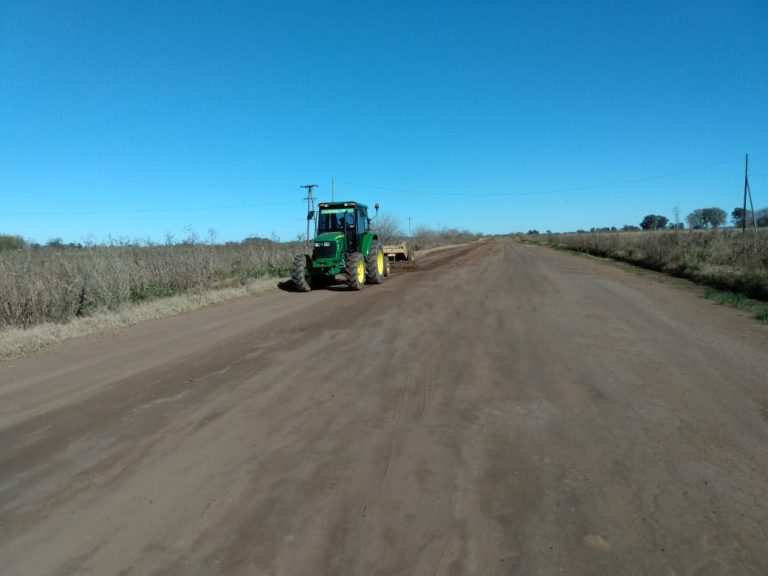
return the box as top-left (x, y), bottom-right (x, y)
top-left (687, 209), bottom-right (705, 229)
top-left (640, 214), bottom-right (669, 230)
top-left (703, 207), bottom-right (727, 229)
top-left (756, 208), bottom-right (768, 227)
top-left (0, 234), bottom-right (26, 250)
top-left (622, 224), bottom-right (640, 231)
top-left (731, 207), bottom-right (753, 228)
top-left (687, 207), bottom-right (727, 229)
top-left (374, 214), bottom-right (404, 244)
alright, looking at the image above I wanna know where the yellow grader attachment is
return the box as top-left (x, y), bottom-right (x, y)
top-left (382, 242), bottom-right (415, 262)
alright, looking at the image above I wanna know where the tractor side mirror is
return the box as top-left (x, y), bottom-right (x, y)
top-left (307, 210), bottom-right (315, 220)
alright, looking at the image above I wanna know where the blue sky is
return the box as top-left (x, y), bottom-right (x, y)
top-left (2, 0), bottom-right (766, 243)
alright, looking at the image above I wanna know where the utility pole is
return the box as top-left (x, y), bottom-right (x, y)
top-left (407, 217), bottom-right (412, 237)
top-left (741, 154), bottom-right (758, 255)
top-left (301, 184), bottom-right (319, 249)
top-left (743, 154), bottom-right (749, 234)
top-left (331, 178), bottom-right (335, 202)
top-left (743, 154), bottom-right (757, 231)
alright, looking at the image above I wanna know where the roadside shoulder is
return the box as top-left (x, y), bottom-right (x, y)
top-left (0, 277), bottom-right (282, 364)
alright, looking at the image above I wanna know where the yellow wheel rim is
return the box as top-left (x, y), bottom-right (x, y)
top-left (376, 250), bottom-right (384, 275)
top-left (357, 260), bottom-right (365, 283)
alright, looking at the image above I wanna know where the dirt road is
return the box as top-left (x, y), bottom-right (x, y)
top-left (2, 238), bottom-right (767, 575)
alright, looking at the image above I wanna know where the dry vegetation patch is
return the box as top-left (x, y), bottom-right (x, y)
top-left (0, 238), bottom-right (295, 361)
top-left (0, 278), bottom-right (278, 362)
top-left (528, 229), bottom-right (768, 301)
top-left (0, 240), bottom-right (296, 330)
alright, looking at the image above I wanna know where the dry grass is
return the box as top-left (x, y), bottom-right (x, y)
top-left (529, 228), bottom-right (768, 300)
top-left (0, 240), bottom-right (296, 330)
top-left (0, 277), bottom-right (278, 363)
top-left (411, 227), bottom-right (483, 250)
top-left (0, 239), bottom-right (295, 361)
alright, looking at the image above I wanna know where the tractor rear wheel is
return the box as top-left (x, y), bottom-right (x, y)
top-left (366, 243), bottom-right (385, 284)
top-left (345, 252), bottom-right (365, 291)
top-left (291, 254), bottom-right (312, 292)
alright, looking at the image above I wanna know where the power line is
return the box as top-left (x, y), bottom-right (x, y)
top-left (3, 157), bottom-right (746, 218)
top-left (0, 200), bottom-right (301, 217)
top-left (337, 157), bottom-right (742, 199)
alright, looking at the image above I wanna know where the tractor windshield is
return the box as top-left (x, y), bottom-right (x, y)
top-left (317, 208), bottom-right (354, 233)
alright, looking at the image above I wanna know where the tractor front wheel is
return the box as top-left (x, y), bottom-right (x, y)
top-left (291, 254), bottom-right (312, 292)
top-left (346, 252), bottom-right (366, 291)
top-left (366, 243), bottom-right (385, 284)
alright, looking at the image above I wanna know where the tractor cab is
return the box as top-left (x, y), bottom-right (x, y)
top-left (316, 201), bottom-right (370, 254)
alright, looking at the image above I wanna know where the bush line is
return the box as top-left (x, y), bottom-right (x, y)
top-left (526, 229), bottom-right (768, 301)
top-left (0, 239), bottom-right (297, 330)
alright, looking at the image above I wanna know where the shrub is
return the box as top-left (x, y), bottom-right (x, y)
top-left (0, 234), bottom-right (26, 250)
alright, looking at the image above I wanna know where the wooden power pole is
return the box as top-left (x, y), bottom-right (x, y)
top-left (301, 184), bottom-right (318, 248)
top-left (741, 154), bottom-right (758, 256)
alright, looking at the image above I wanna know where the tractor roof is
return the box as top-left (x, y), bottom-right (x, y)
top-left (318, 201), bottom-right (368, 210)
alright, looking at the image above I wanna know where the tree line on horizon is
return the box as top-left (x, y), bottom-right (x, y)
top-left (637, 206), bottom-right (768, 231)
top-left (0, 232), bottom-right (297, 252)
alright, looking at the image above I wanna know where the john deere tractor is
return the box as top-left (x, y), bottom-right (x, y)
top-left (292, 201), bottom-right (387, 291)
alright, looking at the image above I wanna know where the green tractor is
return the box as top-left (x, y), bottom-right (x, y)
top-left (292, 200), bottom-right (388, 291)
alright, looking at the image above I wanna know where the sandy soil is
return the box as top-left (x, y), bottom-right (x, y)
top-left (1, 238), bottom-right (767, 575)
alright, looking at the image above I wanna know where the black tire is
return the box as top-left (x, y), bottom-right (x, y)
top-left (366, 242), bottom-right (385, 284)
top-left (345, 252), bottom-right (365, 291)
top-left (291, 254), bottom-right (312, 292)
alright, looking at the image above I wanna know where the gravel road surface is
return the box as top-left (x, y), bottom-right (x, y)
top-left (1, 238), bottom-right (767, 575)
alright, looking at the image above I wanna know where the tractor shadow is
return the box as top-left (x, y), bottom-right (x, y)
top-left (277, 279), bottom-right (349, 293)
top-left (324, 284), bottom-right (353, 292)
top-left (277, 280), bottom-right (299, 292)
